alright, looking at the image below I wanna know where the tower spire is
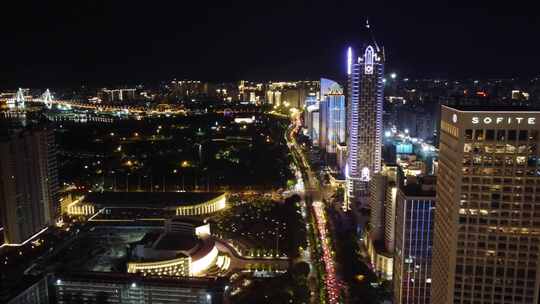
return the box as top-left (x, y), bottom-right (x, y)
top-left (364, 17), bottom-right (380, 53)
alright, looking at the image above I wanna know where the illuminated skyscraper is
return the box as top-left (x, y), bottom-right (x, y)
top-left (0, 126), bottom-right (59, 244)
top-left (319, 97), bottom-right (328, 153)
top-left (346, 22), bottom-right (385, 208)
top-left (318, 78), bottom-right (338, 153)
top-left (394, 176), bottom-right (436, 304)
top-left (325, 88), bottom-right (346, 155)
top-left (431, 105), bottom-right (540, 303)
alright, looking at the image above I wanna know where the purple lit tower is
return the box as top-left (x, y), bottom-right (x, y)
top-left (346, 21), bottom-right (385, 209)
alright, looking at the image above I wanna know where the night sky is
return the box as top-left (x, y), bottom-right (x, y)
top-left (1, 0), bottom-right (539, 87)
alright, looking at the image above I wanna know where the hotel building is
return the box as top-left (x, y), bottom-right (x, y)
top-left (431, 105), bottom-right (540, 303)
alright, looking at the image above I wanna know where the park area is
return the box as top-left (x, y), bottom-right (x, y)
top-left (211, 195), bottom-right (306, 259)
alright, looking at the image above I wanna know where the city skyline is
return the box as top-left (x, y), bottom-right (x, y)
top-left (2, 3), bottom-right (540, 303)
top-left (1, 1), bottom-right (540, 87)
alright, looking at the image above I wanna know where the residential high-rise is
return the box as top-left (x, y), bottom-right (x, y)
top-left (394, 176), bottom-right (436, 304)
top-left (346, 22), bottom-right (385, 208)
top-left (431, 105), bottom-right (540, 303)
top-left (0, 126), bottom-right (59, 244)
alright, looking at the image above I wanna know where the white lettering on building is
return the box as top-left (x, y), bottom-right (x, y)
top-left (471, 116), bottom-right (537, 125)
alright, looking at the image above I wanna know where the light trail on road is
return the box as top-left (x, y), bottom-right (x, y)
top-left (286, 119), bottom-right (343, 303)
top-left (313, 201), bottom-right (340, 304)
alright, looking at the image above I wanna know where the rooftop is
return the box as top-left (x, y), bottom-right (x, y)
top-left (401, 176), bottom-right (437, 198)
top-left (444, 104), bottom-right (540, 112)
top-left (153, 232), bottom-right (200, 251)
top-left (54, 271), bottom-right (227, 289)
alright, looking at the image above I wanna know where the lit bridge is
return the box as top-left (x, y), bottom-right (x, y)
top-left (7, 88), bottom-right (149, 114)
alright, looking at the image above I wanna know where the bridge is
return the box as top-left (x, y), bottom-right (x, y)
top-left (6, 88), bottom-right (148, 114)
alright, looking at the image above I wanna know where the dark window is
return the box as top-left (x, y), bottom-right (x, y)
top-left (497, 130), bottom-right (506, 141)
top-left (519, 130), bottom-right (528, 141)
top-left (529, 130), bottom-right (538, 141)
top-left (486, 129), bottom-right (495, 140)
top-left (465, 129), bottom-right (473, 140)
top-left (508, 130), bottom-right (517, 141)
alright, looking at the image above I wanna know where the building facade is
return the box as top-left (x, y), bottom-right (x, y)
top-left (53, 272), bottom-right (225, 304)
top-left (318, 78), bottom-right (344, 156)
top-left (431, 105), bottom-right (540, 303)
top-left (346, 41), bottom-right (385, 208)
top-left (393, 177), bottom-right (436, 304)
top-left (0, 126), bottom-right (59, 244)
top-left (319, 97), bottom-right (328, 153)
top-left (4, 275), bottom-right (49, 304)
top-left (305, 104), bottom-right (319, 144)
top-left (336, 143), bottom-right (348, 176)
top-left (365, 163), bottom-right (399, 279)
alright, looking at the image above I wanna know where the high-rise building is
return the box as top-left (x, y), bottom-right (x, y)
top-left (346, 23), bottom-right (385, 208)
top-left (0, 126), bottom-right (59, 244)
top-left (369, 163), bottom-right (400, 244)
top-left (325, 89), bottom-right (346, 155)
top-left (318, 78), bottom-right (345, 156)
top-left (431, 105), bottom-right (540, 303)
top-left (305, 105), bottom-right (320, 144)
top-left (393, 176), bottom-right (436, 304)
top-left (365, 163), bottom-right (399, 279)
top-left (311, 111), bottom-right (320, 147)
top-left (319, 97), bottom-right (328, 153)
top-left (99, 88), bottom-right (137, 102)
top-left (297, 80), bottom-right (319, 109)
top-left (336, 143), bottom-right (348, 176)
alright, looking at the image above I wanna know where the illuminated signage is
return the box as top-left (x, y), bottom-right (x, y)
top-left (364, 46), bottom-right (374, 75)
top-left (471, 116), bottom-right (536, 125)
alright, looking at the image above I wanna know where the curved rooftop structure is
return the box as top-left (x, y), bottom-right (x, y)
top-left (127, 220), bottom-right (219, 277)
top-left (85, 192), bottom-right (225, 208)
top-left (320, 78), bottom-right (343, 97)
top-left (77, 192), bottom-right (227, 219)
